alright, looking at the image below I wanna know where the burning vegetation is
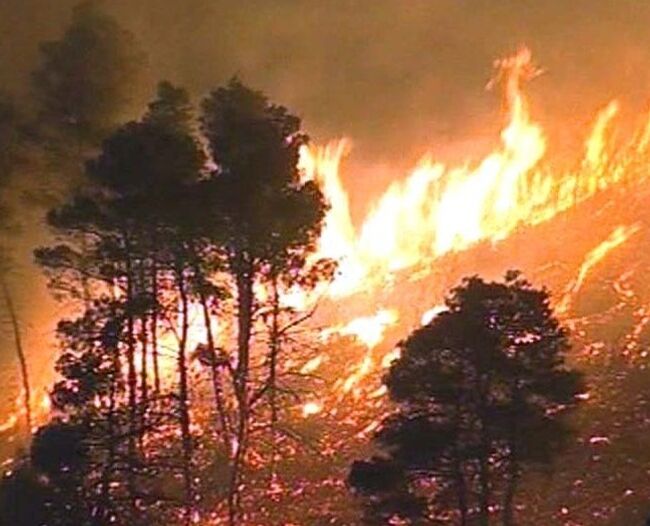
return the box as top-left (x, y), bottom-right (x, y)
top-left (3, 3), bottom-right (650, 526)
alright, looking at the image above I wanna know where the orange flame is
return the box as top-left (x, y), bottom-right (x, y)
top-left (321, 309), bottom-right (398, 350)
top-left (558, 224), bottom-right (641, 313)
top-left (300, 47), bottom-right (650, 300)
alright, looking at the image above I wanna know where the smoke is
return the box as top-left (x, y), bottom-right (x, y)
top-left (2, 1), bottom-right (650, 161)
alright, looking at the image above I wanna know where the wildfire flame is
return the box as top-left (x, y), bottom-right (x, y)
top-left (321, 309), bottom-right (399, 350)
top-left (300, 47), bottom-right (650, 300)
top-left (558, 223), bottom-right (641, 313)
top-left (291, 46), bottom-right (650, 418)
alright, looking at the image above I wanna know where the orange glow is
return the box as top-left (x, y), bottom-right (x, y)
top-left (302, 401), bottom-right (323, 417)
top-left (288, 47), bottom-right (650, 417)
top-left (0, 415), bottom-right (17, 434)
top-left (300, 47), bottom-right (650, 300)
top-left (322, 309), bottom-right (399, 350)
top-left (558, 224), bottom-right (641, 313)
top-left (11, 45), bottom-right (650, 526)
top-left (0, 389), bottom-right (52, 436)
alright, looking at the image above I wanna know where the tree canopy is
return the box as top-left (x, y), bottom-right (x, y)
top-left (350, 272), bottom-right (585, 525)
top-left (32, 1), bottom-right (147, 151)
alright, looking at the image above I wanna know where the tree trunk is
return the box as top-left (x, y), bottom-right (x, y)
top-left (100, 345), bottom-right (120, 522)
top-left (228, 406), bottom-right (248, 526)
top-left (0, 277), bottom-right (31, 433)
top-left (124, 239), bottom-right (138, 517)
top-left (151, 255), bottom-right (161, 395)
top-left (138, 262), bottom-right (149, 451)
top-left (228, 260), bottom-right (254, 526)
top-left (268, 274), bottom-right (280, 480)
top-left (139, 262), bottom-right (149, 407)
top-left (195, 268), bottom-right (231, 448)
top-left (176, 264), bottom-right (194, 524)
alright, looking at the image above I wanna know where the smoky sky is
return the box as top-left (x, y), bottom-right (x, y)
top-left (2, 0), bottom-right (650, 168)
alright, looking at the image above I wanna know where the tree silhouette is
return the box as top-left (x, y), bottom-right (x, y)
top-left (0, 421), bottom-right (92, 526)
top-left (35, 81), bottom-right (206, 525)
top-left (34, 75), bottom-right (331, 525)
top-left (0, 95), bottom-right (33, 433)
top-left (200, 78), bottom-right (329, 525)
top-left (0, 464), bottom-right (58, 526)
top-left (350, 272), bottom-right (584, 525)
top-left (32, 0), bottom-right (147, 155)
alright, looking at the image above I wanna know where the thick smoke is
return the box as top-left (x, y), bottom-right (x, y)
top-left (2, 0), bottom-right (650, 161)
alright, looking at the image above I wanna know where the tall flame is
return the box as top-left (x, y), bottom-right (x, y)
top-left (300, 47), bottom-right (650, 299)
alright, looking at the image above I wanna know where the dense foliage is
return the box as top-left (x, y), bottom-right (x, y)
top-left (350, 273), bottom-right (584, 525)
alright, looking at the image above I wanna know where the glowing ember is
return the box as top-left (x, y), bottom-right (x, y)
top-left (301, 401), bottom-right (323, 417)
top-left (0, 415), bottom-right (17, 434)
top-left (340, 354), bottom-right (374, 395)
top-left (300, 355), bottom-right (324, 375)
top-left (380, 347), bottom-right (401, 369)
top-left (420, 305), bottom-right (447, 326)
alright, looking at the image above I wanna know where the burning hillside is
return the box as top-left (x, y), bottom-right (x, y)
top-left (247, 47), bottom-right (650, 524)
top-left (4, 41), bottom-right (650, 525)
top-left (281, 175), bottom-right (650, 524)
top-left (290, 47), bottom-right (650, 407)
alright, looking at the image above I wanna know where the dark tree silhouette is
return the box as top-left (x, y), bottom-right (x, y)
top-left (32, 0), bottom-right (147, 154)
top-left (350, 272), bottom-right (584, 526)
top-left (87, 81), bottom-right (206, 522)
top-left (0, 96), bottom-right (33, 433)
top-left (35, 81), bottom-right (206, 525)
top-left (200, 78), bottom-right (329, 525)
top-left (0, 421), bottom-right (92, 526)
top-left (34, 75), bottom-right (331, 526)
top-left (1, 277), bottom-right (31, 431)
top-left (0, 464), bottom-right (58, 526)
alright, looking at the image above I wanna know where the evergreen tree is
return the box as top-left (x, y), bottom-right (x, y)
top-left (350, 272), bottom-right (584, 525)
top-left (35, 76), bottom-right (331, 526)
top-left (199, 78), bottom-right (329, 525)
top-left (32, 1), bottom-right (147, 154)
top-left (35, 82), bottom-right (205, 525)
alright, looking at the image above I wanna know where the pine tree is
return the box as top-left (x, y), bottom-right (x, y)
top-left (350, 272), bottom-right (584, 525)
top-left (32, 1), bottom-right (147, 155)
top-left (36, 82), bottom-right (205, 525)
top-left (200, 78), bottom-right (329, 525)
